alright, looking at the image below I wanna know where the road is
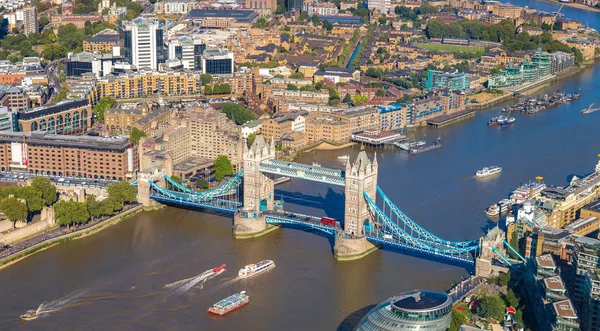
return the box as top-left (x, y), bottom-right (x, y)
top-left (0, 171), bottom-right (116, 188)
top-left (45, 59), bottom-right (63, 101)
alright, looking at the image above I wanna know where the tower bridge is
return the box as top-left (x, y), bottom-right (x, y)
top-left (137, 136), bottom-right (506, 268)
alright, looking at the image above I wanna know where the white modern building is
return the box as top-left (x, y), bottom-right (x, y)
top-left (367, 0), bottom-right (391, 14)
top-left (201, 48), bottom-right (234, 76)
top-left (167, 36), bottom-right (206, 70)
top-left (122, 18), bottom-right (166, 70)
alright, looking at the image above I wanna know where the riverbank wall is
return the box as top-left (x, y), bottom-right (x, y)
top-left (0, 204), bottom-right (161, 270)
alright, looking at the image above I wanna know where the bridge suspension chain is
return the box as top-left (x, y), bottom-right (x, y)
top-left (376, 186), bottom-right (478, 247)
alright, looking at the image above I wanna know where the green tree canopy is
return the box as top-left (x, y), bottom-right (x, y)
top-left (289, 72), bottom-right (304, 79)
top-left (100, 196), bottom-right (123, 214)
top-left (85, 195), bottom-right (103, 220)
top-left (54, 86), bottom-right (70, 102)
top-left (54, 200), bottom-right (90, 227)
top-left (214, 155), bottom-right (234, 181)
top-left (201, 74), bottom-right (213, 86)
top-left (475, 295), bottom-right (506, 320)
top-left (286, 83), bottom-right (298, 91)
top-left (247, 132), bottom-right (257, 146)
top-left (129, 127), bottom-right (146, 144)
top-left (31, 177), bottom-right (57, 205)
top-left (196, 179), bottom-right (209, 190)
top-left (92, 96), bottom-right (115, 122)
top-left (107, 181), bottom-right (137, 204)
top-left (221, 103), bottom-right (256, 125)
top-left (0, 197), bottom-right (28, 227)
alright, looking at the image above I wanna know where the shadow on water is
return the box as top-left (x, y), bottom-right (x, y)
top-left (376, 243), bottom-right (475, 273)
top-left (336, 304), bottom-right (376, 331)
top-left (275, 187), bottom-right (345, 220)
top-left (154, 202), bottom-right (235, 222)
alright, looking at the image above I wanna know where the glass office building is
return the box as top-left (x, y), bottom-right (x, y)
top-left (201, 48), bottom-right (234, 76)
top-left (355, 290), bottom-right (453, 331)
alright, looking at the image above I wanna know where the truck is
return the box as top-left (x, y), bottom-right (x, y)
top-left (320, 217), bottom-right (337, 227)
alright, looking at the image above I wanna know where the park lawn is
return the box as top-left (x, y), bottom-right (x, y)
top-left (468, 90), bottom-right (506, 103)
top-left (415, 43), bottom-right (485, 53)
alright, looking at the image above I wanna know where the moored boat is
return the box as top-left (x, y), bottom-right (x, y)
top-left (238, 260), bottom-right (275, 278)
top-left (207, 291), bottom-right (249, 316)
top-left (337, 155), bottom-right (350, 160)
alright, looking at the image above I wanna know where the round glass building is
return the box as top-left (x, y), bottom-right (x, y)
top-left (354, 290), bottom-right (453, 331)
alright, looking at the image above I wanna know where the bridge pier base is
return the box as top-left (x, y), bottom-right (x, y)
top-left (233, 209), bottom-right (278, 239)
top-left (334, 235), bottom-right (378, 261)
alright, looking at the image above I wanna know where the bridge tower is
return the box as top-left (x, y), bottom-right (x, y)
top-left (233, 135), bottom-right (278, 239)
top-left (475, 226), bottom-right (508, 278)
top-left (242, 135), bottom-right (275, 211)
top-left (334, 151), bottom-right (378, 260)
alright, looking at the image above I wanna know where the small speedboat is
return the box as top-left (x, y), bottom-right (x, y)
top-left (212, 264), bottom-right (226, 273)
top-left (337, 155), bottom-right (349, 160)
top-left (20, 311), bottom-right (38, 321)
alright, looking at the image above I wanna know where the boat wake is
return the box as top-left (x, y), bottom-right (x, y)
top-left (164, 268), bottom-right (225, 296)
top-left (21, 288), bottom-right (94, 320)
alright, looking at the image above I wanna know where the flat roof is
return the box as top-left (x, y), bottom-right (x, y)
top-left (536, 254), bottom-right (556, 269)
top-left (583, 199), bottom-right (600, 213)
top-left (87, 33), bottom-right (120, 44)
top-left (544, 275), bottom-right (566, 292)
top-left (0, 131), bottom-right (131, 151)
top-left (553, 299), bottom-right (578, 319)
top-left (186, 9), bottom-right (258, 22)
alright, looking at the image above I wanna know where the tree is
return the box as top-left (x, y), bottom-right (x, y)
top-left (247, 132), bottom-right (257, 146)
top-left (59, 71), bottom-right (66, 83)
top-left (376, 90), bottom-right (385, 97)
top-left (38, 16), bottom-right (49, 28)
top-left (201, 74), bottom-right (213, 86)
top-left (31, 177), bottom-right (57, 205)
top-left (85, 195), bottom-right (103, 220)
top-left (42, 43), bottom-right (67, 61)
top-left (54, 86), bottom-right (69, 102)
top-left (204, 85), bottom-right (213, 95)
top-left (289, 72), bottom-right (304, 79)
top-left (450, 308), bottom-right (468, 331)
top-left (343, 93), bottom-right (352, 103)
top-left (54, 200), bottom-right (90, 227)
top-left (253, 17), bottom-right (269, 28)
top-left (196, 179), bottom-right (209, 190)
top-left (503, 289), bottom-right (519, 308)
top-left (129, 127), bottom-right (146, 144)
top-left (311, 15), bottom-right (320, 25)
top-left (170, 175), bottom-right (182, 183)
top-left (100, 196), bottom-right (122, 214)
top-left (107, 181), bottom-right (137, 204)
top-left (322, 20), bottom-right (333, 31)
top-left (92, 96), bottom-right (115, 122)
top-left (300, 85), bottom-right (316, 92)
top-left (17, 186), bottom-right (45, 213)
top-left (378, 17), bottom-right (387, 25)
top-left (214, 155), bottom-right (234, 181)
top-left (499, 271), bottom-right (511, 286)
top-left (221, 103), bottom-right (256, 125)
top-left (0, 197), bottom-right (28, 228)
top-left (286, 83), bottom-right (298, 90)
top-left (476, 295), bottom-right (506, 320)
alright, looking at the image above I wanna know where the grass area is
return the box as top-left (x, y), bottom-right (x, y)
top-left (468, 90), bottom-right (507, 103)
top-left (415, 43), bottom-right (485, 53)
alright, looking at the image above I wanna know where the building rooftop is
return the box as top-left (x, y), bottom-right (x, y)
top-left (565, 216), bottom-right (598, 233)
top-left (186, 9), bottom-right (259, 23)
top-left (172, 156), bottom-right (212, 171)
top-left (390, 290), bottom-right (452, 312)
top-left (553, 299), bottom-right (578, 319)
top-left (87, 31), bottom-right (120, 44)
top-left (536, 254), bottom-right (556, 269)
top-left (544, 275), bottom-right (566, 292)
top-left (0, 131), bottom-right (130, 151)
top-left (583, 199), bottom-right (600, 213)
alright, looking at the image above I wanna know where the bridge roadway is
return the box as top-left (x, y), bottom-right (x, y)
top-left (259, 160), bottom-right (345, 186)
top-left (263, 210), bottom-right (342, 235)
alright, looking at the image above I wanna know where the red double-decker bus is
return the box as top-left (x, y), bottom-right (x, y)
top-left (320, 217), bottom-right (337, 227)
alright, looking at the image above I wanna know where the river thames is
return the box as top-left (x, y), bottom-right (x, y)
top-left (2, 6), bottom-right (600, 331)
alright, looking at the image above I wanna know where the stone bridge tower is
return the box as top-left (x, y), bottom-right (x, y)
top-left (475, 226), bottom-right (508, 277)
top-left (334, 151), bottom-right (378, 260)
top-left (242, 135), bottom-right (275, 211)
top-left (344, 151), bottom-right (378, 236)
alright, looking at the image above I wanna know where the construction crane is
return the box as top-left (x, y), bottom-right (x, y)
top-left (550, 4), bottom-right (565, 30)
